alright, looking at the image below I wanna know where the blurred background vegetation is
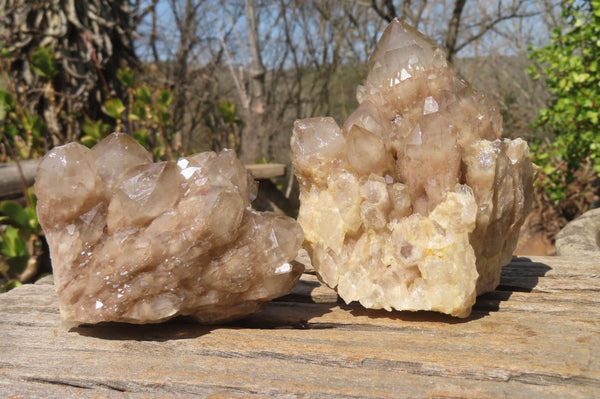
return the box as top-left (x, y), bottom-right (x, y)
top-left (1, 0), bottom-right (599, 291)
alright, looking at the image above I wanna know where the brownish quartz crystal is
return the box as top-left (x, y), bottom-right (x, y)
top-left (35, 133), bottom-right (304, 324)
top-left (291, 19), bottom-right (534, 317)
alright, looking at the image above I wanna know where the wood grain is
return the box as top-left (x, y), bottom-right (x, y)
top-left (0, 159), bottom-right (39, 198)
top-left (1, 256), bottom-right (599, 398)
top-left (245, 163), bottom-right (286, 179)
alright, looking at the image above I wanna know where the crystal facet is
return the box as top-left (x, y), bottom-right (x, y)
top-left (36, 133), bottom-right (304, 324)
top-left (291, 19), bottom-right (534, 317)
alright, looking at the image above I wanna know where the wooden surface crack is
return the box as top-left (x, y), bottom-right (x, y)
top-left (1, 256), bottom-right (599, 398)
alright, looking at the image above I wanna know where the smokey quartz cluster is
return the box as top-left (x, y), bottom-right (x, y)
top-left (35, 133), bottom-right (304, 324)
top-left (292, 19), bottom-right (534, 317)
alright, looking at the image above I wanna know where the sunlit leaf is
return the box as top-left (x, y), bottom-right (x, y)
top-left (117, 67), bottom-right (136, 88)
top-left (104, 99), bottom-right (125, 119)
top-left (0, 201), bottom-right (29, 227)
top-left (30, 47), bottom-right (57, 79)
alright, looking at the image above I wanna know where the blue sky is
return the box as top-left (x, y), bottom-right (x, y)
top-left (134, 0), bottom-right (560, 68)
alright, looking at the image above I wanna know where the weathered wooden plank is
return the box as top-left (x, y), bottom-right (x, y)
top-left (0, 256), bottom-right (598, 398)
top-left (0, 159), bottom-right (40, 198)
top-left (245, 163), bottom-right (286, 179)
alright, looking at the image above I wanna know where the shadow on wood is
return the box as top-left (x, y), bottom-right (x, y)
top-left (70, 319), bottom-right (216, 342)
top-left (1, 256), bottom-right (599, 398)
top-left (346, 305), bottom-right (489, 324)
top-left (499, 257), bottom-right (552, 293)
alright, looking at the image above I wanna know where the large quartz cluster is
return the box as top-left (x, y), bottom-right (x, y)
top-left (35, 133), bottom-right (304, 324)
top-left (292, 19), bottom-right (534, 317)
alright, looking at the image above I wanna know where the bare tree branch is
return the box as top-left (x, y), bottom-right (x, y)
top-left (454, 4), bottom-right (540, 55)
top-left (244, 0), bottom-right (267, 116)
top-left (445, 0), bottom-right (467, 61)
top-left (371, 0), bottom-right (397, 22)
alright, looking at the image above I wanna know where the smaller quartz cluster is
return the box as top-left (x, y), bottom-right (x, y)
top-left (35, 133), bottom-right (304, 324)
top-left (292, 19), bottom-right (534, 317)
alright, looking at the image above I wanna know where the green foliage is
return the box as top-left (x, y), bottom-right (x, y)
top-left (528, 0), bottom-right (600, 203)
top-left (0, 84), bottom-right (46, 159)
top-left (82, 68), bottom-right (178, 160)
top-left (1, 225), bottom-right (29, 274)
top-left (218, 100), bottom-right (240, 124)
top-left (81, 119), bottom-right (111, 147)
top-left (104, 98), bottom-right (126, 120)
top-left (2, 0), bottom-right (139, 155)
top-left (204, 99), bottom-right (242, 153)
top-left (30, 47), bottom-right (58, 79)
top-left (117, 67), bottom-right (136, 88)
top-left (0, 45), bottom-right (55, 159)
top-left (0, 88), bottom-right (15, 118)
top-left (0, 188), bottom-right (41, 292)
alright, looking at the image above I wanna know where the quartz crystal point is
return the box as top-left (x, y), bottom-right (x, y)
top-left (291, 19), bottom-right (534, 318)
top-left (35, 133), bottom-right (304, 324)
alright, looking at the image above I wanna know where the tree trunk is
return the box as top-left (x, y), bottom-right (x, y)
top-left (445, 0), bottom-right (467, 62)
top-left (371, 0), bottom-right (397, 23)
top-left (240, 0), bottom-right (269, 163)
top-left (171, 0), bottom-right (199, 150)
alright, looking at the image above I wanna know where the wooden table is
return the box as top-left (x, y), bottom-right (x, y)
top-left (1, 256), bottom-right (599, 398)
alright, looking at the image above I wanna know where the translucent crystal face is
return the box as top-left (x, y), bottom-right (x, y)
top-left (292, 19), bottom-right (534, 318)
top-left (92, 133), bottom-right (152, 193)
top-left (34, 143), bottom-right (104, 227)
top-left (367, 20), bottom-right (440, 88)
top-left (35, 133), bottom-right (305, 324)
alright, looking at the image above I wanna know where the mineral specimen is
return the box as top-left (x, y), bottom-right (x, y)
top-left (35, 133), bottom-right (304, 324)
top-left (291, 19), bottom-right (534, 317)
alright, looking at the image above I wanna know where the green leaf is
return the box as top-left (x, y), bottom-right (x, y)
top-left (0, 89), bottom-right (15, 110)
top-left (132, 129), bottom-right (149, 147)
top-left (21, 114), bottom-right (45, 139)
top-left (30, 47), bottom-right (57, 79)
top-left (543, 164), bottom-right (555, 175)
top-left (218, 100), bottom-right (238, 124)
top-left (558, 78), bottom-right (567, 89)
top-left (572, 72), bottom-right (590, 83)
top-left (0, 47), bottom-right (11, 58)
top-left (5, 123), bottom-right (18, 138)
top-left (131, 101), bottom-right (147, 119)
top-left (526, 65), bottom-right (537, 76)
top-left (117, 67), bottom-right (136, 88)
top-left (157, 104), bottom-right (171, 125)
top-left (3, 280), bottom-right (22, 291)
top-left (0, 201), bottom-right (29, 227)
top-left (24, 205), bottom-right (39, 232)
top-left (104, 99), bottom-right (125, 119)
top-left (1, 225), bottom-right (27, 258)
top-left (82, 120), bottom-right (99, 139)
top-left (135, 86), bottom-right (152, 104)
top-left (158, 90), bottom-right (172, 106)
top-left (82, 119), bottom-right (111, 146)
top-left (80, 136), bottom-right (97, 147)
